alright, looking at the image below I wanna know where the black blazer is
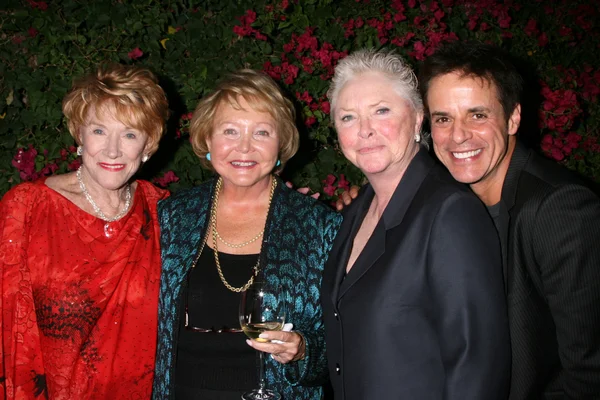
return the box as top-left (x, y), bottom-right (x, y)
top-left (497, 142), bottom-right (600, 400)
top-left (322, 148), bottom-right (511, 400)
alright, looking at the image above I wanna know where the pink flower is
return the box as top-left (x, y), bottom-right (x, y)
top-left (233, 25), bottom-right (252, 37)
top-left (12, 146), bottom-right (38, 181)
top-left (297, 91), bottom-right (313, 104)
top-left (559, 25), bottom-right (572, 38)
top-left (320, 101), bottom-right (331, 114)
top-left (68, 159), bottom-right (82, 171)
top-left (296, 28), bottom-right (318, 54)
top-left (337, 174), bottom-right (350, 191)
top-left (153, 171), bottom-right (180, 188)
top-left (550, 148), bottom-right (565, 161)
top-left (540, 135), bottom-right (553, 152)
top-left (28, 27), bottom-right (39, 38)
top-left (41, 163), bottom-right (58, 175)
top-left (11, 35), bottom-right (25, 45)
top-left (409, 41), bottom-right (427, 61)
top-left (254, 32), bottom-right (267, 41)
top-left (26, 0), bottom-right (47, 10)
top-left (323, 174), bottom-right (336, 186)
top-left (283, 40), bottom-right (295, 53)
top-left (467, 15), bottom-right (479, 31)
top-left (128, 47), bottom-right (143, 60)
top-left (301, 56), bottom-right (314, 73)
top-left (323, 174), bottom-right (337, 196)
top-left (497, 11), bottom-right (511, 29)
top-left (524, 19), bottom-right (538, 36)
top-left (566, 132), bottom-right (582, 145)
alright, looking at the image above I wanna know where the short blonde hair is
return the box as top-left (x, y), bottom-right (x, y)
top-left (190, 69), bottom-right (299, 171)
top-left (62, 64), bottom-right (169, 155)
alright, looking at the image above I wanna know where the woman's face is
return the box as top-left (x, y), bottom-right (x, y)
top-left (207, 97), bottom-right (280, 189)
top-left (79, 105), bottom-right (149, 191)
top-left (333, 72), bottom-right (422, 179)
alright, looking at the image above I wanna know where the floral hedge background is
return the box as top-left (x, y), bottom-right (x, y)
top-left (1, 0), bottom-right (599, 200)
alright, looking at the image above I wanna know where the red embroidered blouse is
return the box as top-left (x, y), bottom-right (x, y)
top-left (0, 179), bottom-right (167, 399)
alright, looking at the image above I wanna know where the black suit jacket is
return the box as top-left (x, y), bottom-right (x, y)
top-left (497, 142), bottom-right (600, 400)
top-left (322, 148), bottom-right (511, 400)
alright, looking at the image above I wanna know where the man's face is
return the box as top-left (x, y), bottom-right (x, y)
top-left (426, 72), bottom-right (520, 202)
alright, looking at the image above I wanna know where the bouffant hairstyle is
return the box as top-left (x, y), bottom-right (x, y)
top-left (62, 64), bottom-right (169, 155)
top-left (189, 69), bottom-right (299, 172)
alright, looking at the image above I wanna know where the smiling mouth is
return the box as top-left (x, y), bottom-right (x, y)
top-left (452, 149), bottom-right (482, 159)
top-left (231, 161), bottom-right (257, 167)
top-left (99, 163), bottom-right (125, 171)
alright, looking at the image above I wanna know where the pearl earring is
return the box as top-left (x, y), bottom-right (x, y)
top-left (142, 154), bottom-right (149, 163)
top-left (414, 133), bottom-right (421, 143)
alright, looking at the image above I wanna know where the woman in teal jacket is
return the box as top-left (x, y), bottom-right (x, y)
top-left (152, 69), bottom-right (341, 399)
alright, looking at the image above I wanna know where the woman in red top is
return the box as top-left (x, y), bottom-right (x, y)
top-left (0, 64), bottom-right (169, 399)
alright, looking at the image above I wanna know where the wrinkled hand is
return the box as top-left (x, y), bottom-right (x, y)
top-left (246, 331), bottom-right (305, 364)
top-left (335, 185), bottom-right (360, 211)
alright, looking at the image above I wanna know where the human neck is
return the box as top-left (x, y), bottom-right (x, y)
top-left (366, 147), bottom-right (417, 218)
top-left (77, 167), bottom-right (130, 212)
top-left (218, 175), bottom-right (274, 209)
top-left (471, 137), bottom-right (516, 206)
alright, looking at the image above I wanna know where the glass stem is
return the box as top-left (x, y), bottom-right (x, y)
top-left (258, 350), bottom-right (266, 391)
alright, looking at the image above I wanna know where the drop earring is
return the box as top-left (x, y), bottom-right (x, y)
top-left (206, 152), bottom-right (211, 161)
top-left (414, 133), bottom-right (421, 143)
top-left (77, 146), bottom-right (83, 156)
top-left (276, 159), bottom-right (281, 167)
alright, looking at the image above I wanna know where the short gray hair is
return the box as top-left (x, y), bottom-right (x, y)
top-left (328, 49), bottom-right (423, 116)
top-left (327, 48), bottom-right (427, 144)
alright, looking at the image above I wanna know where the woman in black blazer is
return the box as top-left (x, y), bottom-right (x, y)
top-left (321, 49), bottom-right (511, 400)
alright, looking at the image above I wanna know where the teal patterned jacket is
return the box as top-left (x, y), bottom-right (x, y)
top-left (152, 177), bottom-right (342, 400)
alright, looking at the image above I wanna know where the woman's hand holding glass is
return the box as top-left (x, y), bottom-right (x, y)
top-left (239, 280), bottom-right (287, 400)
top-left (246, 327), bottom-right (306, 364)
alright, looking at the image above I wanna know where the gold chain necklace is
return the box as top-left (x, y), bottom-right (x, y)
top-left (210, 176), bottom-right (277, 292)
top-left (214, 227), bottom-right (263, 248)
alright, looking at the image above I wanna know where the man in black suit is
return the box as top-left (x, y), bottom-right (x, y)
top-left (419, 41), bottom-right (600, 399)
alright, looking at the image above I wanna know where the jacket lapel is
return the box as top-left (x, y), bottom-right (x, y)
top-left (337, 218), bottom-right (386, 299)
top-left (334, 147), bottom-right (434, 302)
top-left (499, 141), bottom-right (530, 294)
top-left (328, 184), bottom-right (374, 305)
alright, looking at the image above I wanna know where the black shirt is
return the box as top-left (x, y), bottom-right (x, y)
top-left (175, 246), bottom-right (259, 399)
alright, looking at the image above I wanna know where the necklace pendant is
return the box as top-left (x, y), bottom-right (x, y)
top-left (104, 223), bottom-right (115, 238)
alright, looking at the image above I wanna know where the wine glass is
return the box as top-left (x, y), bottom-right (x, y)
top-left (239, 280), bottom-right (286, 400)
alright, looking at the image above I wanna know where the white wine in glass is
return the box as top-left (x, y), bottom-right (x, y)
top-left (239, 280), bottom-right (286, 400)
top-left (241, 321), bottom-right (284, 342)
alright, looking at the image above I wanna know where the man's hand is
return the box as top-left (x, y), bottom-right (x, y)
top-left (335, 185), bottom-right (360, 211)
top-left (285, 181), bottom-right (320, 199)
